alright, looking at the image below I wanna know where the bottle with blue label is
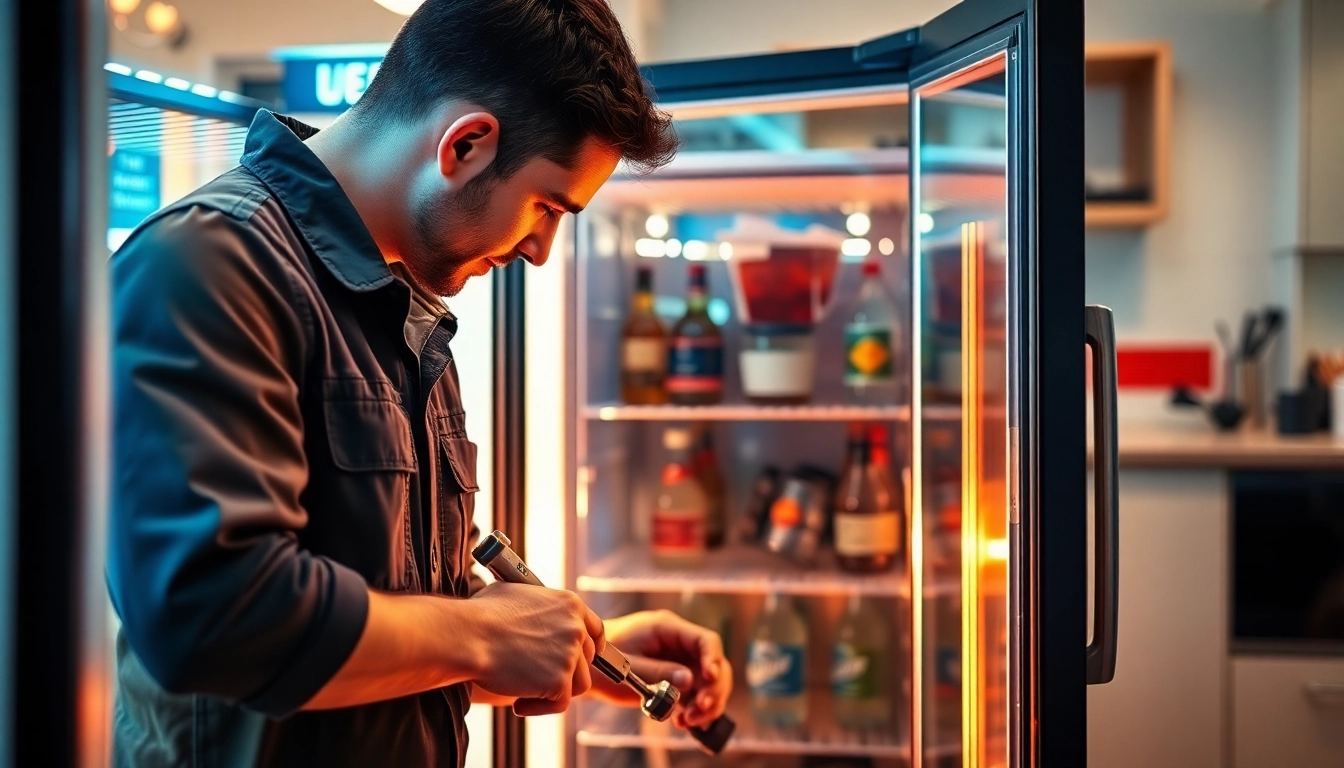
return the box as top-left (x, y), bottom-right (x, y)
top-left (831, 594), bottom-right (891, 730)
top-left (666, 264), bottom-right (724, 405)
top-left (746, 593), bottom-right (808, 729)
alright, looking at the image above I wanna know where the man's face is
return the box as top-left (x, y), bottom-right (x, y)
top-left (403, 136), bottom-right (621, 296)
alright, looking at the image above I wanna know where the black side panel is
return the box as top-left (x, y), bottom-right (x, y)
top-left (914, 0), bottom-right (1027, 64)
top-left (14, 0), bottom-right (97, 766)
top-left (642, 30), bottom-right (916, 105)
top-left (1028, 0), bottom-right (1087, 763)
top-left (492, 261), bottom-right (527, 768)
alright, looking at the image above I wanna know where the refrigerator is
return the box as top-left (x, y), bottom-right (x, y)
top-left (495, 0), bottom-right (1118, 767)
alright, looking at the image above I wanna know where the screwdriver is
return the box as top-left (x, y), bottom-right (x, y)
top-left (472, 530), bottom-right (736, 755)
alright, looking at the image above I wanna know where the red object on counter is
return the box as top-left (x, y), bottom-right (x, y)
top-left (1104, 344), bottom-right (1213, 391)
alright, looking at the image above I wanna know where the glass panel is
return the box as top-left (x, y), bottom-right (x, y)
top-left (913, 53), bottom-right (1010, 768)
top-left (572, 88), bottom-right (919, 764)
top-left (665, 92), bottom-right (910, 154)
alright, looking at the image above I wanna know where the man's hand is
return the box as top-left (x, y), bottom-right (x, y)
top-left (588, 610), bottom-right (732, 729)
top-left (466, 582), bottom-right (606, 717)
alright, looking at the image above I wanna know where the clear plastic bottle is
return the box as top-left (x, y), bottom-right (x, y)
top-left (653, 428), bottom-right (708, 568)
top-left (832, 594), bottom-right (892, 730)
top-left (746, 593), bottom-right (809, 729)
top-left (844, 260), bottom-right (905, 405)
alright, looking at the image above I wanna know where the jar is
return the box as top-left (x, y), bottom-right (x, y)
top-left (739, 324), bottom-right (816, 405)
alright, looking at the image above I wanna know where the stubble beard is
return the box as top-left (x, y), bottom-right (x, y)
top-left (406, 176), bottom-right (495, 297)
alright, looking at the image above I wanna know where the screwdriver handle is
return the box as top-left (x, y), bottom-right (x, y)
top-left (472, 531), bottom-right (736, 755)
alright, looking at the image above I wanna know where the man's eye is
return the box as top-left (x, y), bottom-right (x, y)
top-left (541, 205), bottom-right (561, 220)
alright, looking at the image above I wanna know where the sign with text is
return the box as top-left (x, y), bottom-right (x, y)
top-left (109, 150), bottom-right (161, 231)
top-left (283, 57), bottom-right (384, 114)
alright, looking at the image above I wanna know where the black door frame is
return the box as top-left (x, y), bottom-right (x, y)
top-left (908, 0), bottom-right (1087, 765)
top-left (12, 0), bottom-right (109, 766)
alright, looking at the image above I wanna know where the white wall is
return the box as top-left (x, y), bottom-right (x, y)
top-left (108, 0), bottom-right (407, 80)
top-left (1085, 0), bottom-right (1280, 421)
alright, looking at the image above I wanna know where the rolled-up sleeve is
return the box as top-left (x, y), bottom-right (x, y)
top-left (108, 205), bottom-right (368, 717)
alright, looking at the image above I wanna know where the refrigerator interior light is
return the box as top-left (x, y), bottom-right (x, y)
top-left (879, 237), bottom-right (896, 255)
top-left (103, 62), bottom-right (134, 76)
top-left (845, 211), bottom-right (872, 237)
top-left (634, 238), bottom-right (666, 258)
top-left (841, 237), bottom-right (872, 258)
top-left (134, 70), bottom-right (163, 84)
top-left (665, 238), bottom-right (682, 258)
top-left (682, 240), bottom-right (708, 260)
top-left (163, 77), bottom-right (190, 91)
top-left (718, 241), bottom-right (734, 260)
top-left (190, 83), bottom-right (218, 98)
top-left (644, 213), bottom-right (670, 238)
top-left (918, 212), bottom-right (936, 234)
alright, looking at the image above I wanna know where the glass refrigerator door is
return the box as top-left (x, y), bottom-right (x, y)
top-left (909, 2), bottom-right (1101, 768)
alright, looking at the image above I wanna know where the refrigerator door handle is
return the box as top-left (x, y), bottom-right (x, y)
top-left (1085, 305), bottom-right (1119, 685)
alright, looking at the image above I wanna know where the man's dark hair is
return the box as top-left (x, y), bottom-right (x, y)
top-left (353, 0), bottom-right (678, 178)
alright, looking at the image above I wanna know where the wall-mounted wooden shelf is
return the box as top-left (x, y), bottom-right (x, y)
top-left (1085, 41), bottom-right (1173, 228)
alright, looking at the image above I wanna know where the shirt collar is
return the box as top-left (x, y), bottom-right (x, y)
top-left (239, 110), bottom-right (395, 293)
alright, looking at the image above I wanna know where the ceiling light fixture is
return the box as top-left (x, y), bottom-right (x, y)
top-left (109, 0), bottom-right (186, 49)
top-left (373, 0), bottom-right (425, 15)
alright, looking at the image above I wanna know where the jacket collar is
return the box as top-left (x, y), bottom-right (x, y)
top-left (239, 111), bottom-right (395, 293)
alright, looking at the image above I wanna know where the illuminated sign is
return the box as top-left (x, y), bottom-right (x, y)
top-left (109, 150), bottom-right (161, 230)
top-left (282, 56), bottom-right (384, 113)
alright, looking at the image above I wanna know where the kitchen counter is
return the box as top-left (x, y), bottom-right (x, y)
top-left (1107, 425), bottom-right (1344, 470)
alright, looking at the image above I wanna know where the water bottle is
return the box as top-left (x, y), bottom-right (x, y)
top-left (832, 594), bottom-right (891, 730)
top-left (746, 593), bottom-right (808, 728)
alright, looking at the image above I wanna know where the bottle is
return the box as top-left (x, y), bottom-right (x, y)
top-left (746, 593), bottom-right (808, 729)
top-left (678, 589), bottom-right (732, 662)
top-left (653, 427), bottom-right (708, 568)
top-left (691, 424), bottom-right (727, 548)
top-left (620, 266), bottom-right (669, 405)
top-left (832, 594), bottom-right (891, 730)
top-left (833, 426), bottom-right (905, 573)
top-left (666, 264), bottom-right (724, 405)
top-left (932, 594), bottom-right (963, 746)
top-left (845, 260), bottom-right (904, 404)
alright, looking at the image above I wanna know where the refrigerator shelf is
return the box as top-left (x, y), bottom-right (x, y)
top-left (585, 403), bottom-right (915, 422)
top-left (577, 544), bottom-right (959, 598)
top-left (576, 687), bottom-right (912, 758)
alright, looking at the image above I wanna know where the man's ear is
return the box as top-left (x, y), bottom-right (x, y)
top-left (436, 111), bottom-right (500, 188)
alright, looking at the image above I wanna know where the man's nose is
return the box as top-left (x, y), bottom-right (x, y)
top-left (520, 222), bottom-right (559, 267)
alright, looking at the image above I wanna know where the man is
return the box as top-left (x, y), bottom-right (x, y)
top-left (108, 1), bottom-right (730, 765)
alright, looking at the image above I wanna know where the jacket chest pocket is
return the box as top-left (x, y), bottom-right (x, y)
top-left (436, 414), bottom-right (479, 596)
top-left (321, 378), bottom-right (417, 590)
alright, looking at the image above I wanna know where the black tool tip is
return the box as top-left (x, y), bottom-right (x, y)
top-left (688, 714), bottom-right (735, 755)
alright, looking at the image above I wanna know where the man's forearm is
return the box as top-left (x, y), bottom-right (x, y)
top-left (302, 589), bottom-right (483, 710)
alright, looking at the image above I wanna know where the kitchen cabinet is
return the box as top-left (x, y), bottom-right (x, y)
top-left (1303, 0), bottom-right (1344, 250)
top-left (1273, 0), bottom-right (1344, 251)
top-left (1086, 469), bottom-right (1227, 768)
top-left (1233, 656), bottom-right (1344, 768)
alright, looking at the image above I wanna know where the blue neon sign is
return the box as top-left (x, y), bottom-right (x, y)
top-left (283, 57), bottom-right (384, 113)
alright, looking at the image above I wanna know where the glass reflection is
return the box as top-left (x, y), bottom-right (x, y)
top-left (915, 53), bottom-right (1010, 768)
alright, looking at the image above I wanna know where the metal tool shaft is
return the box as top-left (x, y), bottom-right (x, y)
top-left (472, 531), bottom-right (735, 754)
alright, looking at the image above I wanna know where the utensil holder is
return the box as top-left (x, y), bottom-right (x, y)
top-left (1239, 360), bottom-right (1266, 430)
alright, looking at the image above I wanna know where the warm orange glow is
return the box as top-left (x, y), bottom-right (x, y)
top-left (143, 1), bottom-right (179, 34)
top-left (108, 0), bottom-right (141, 15)
top-left (984, 538), bottom-right (1009, 562)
